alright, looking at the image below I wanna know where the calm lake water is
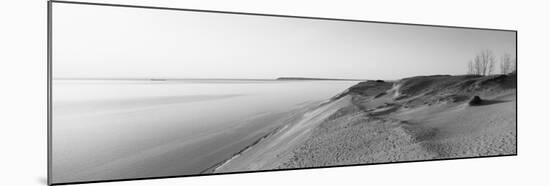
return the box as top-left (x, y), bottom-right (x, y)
top-left (51, 79), bottom-right (358, 183)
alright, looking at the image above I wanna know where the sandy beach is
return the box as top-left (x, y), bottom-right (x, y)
top-left (214, 73), bottom-right (517, 172)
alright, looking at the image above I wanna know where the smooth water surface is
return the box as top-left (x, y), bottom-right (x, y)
top-left (52, 79), bottom-right (358, 183)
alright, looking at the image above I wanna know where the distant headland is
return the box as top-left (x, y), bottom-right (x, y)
top-left (276, 77), bottom-right (364, 81)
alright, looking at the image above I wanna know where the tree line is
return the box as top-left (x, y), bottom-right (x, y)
top-left (467, 49), bottom-right (516, 76)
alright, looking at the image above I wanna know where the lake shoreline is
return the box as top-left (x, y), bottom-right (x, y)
top-left (52, 79), bottom-right (359, 183)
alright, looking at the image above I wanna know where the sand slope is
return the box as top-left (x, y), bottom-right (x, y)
top-left (215, 74), bottom-right (517, 172)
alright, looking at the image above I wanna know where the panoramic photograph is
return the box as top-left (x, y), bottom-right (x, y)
top-left (50, 2), bottom-right (517, 184)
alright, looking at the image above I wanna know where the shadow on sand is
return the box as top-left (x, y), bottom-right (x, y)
top-left (470, 99), bottom-right (512, 106)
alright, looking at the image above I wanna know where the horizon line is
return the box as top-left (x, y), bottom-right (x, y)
top-left (52, 77), bottom-right (369, 81)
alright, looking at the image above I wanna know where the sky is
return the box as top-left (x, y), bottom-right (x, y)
top-left (52, 3), bottom-right (516, 80)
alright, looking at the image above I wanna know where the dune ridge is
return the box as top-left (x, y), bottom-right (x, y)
top-left (214, 73), bottom-right (516, 172)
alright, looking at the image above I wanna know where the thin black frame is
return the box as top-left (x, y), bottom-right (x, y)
top-left (47, 0), bottom-right (518, 185)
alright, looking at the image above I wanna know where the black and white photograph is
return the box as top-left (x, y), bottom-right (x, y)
top-left (48, 1), bottom-right (517, 185)
top-left (10, 0), bottom-right (550, 186)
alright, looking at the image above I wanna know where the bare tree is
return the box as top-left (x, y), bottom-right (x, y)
top-left (500, 53), bottom-right (513, 74)
top-left (468, 59), bottom-right (482, 75)
top-left (468, 49), bottom-right (496, 76)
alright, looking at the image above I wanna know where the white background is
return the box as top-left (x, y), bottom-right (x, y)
top-left (0, 0), bottom-right (547, 185)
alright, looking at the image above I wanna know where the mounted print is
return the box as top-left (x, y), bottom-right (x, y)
top-left (48, 1), bottom-right (517, 185)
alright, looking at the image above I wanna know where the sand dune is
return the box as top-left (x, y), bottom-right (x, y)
top-left (214, 73), bottom-right (516, 172)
